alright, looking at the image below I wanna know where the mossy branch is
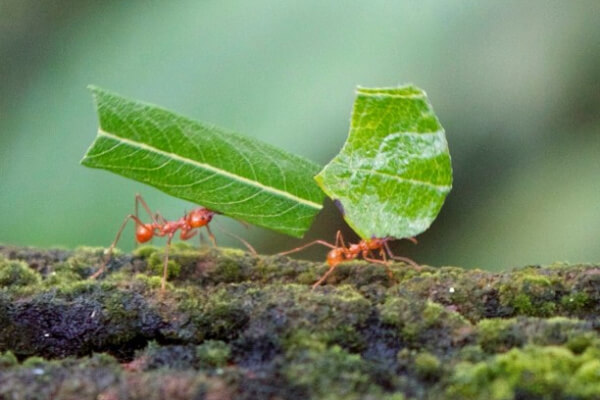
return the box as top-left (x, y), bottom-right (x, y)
top-left (1, 244), bottom-right (600, 399)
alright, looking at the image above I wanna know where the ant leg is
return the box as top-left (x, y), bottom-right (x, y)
top-left (180, 229), bottom-right (198, 241)
top-left (363, 252), bottom-right (395, 281)
top-left (205, 224), bottom-right (218, 247)
top-left (155, 212), bottom-right (167, 225)
top-left (383, 242), bottom-right (420, 268)
top-left (91, 214), bottom-right (146, 279)
top-left (236, 235), bottom-right (257, 256)
top-left (312, 264), bottom-right (338, 289)
top-left (278, 240), bottom-right (337, 256)
top-left (161, 234), bottom-right (174, 292)
top-left (379, 249), bottom-right (395, 280)
top-left (135, 194), bottom-right (160, 224)
top-left (198, 231), bottom-right (206, 247)
top-left (334, 230), bottom-right (350, 251)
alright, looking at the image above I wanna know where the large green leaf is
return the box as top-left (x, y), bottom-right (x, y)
top-left (315, 85), bottom-right (452, 239)
top-left (81, 86), bottom-right (324, 238)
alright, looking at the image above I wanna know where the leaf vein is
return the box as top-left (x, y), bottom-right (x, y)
top-left (97, 130), bottom-right (322, 210)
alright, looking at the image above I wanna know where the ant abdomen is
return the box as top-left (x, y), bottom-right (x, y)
top-left (326, 248), bottom-right (345, 266)
top-left (135, 223), bottom-right (154, 243)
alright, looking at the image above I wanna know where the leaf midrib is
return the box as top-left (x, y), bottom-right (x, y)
top-left (354, 167), bottom-right (451, 191)
top-left (91, 129), bottom-right (323, 210)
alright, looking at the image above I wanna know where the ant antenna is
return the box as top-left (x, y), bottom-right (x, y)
top-left (213, 223), bottom-right (257, 255)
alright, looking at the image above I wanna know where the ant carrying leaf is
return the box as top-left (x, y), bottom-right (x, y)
top-left (284, 85), bottom-right (451, 288)
top-left (279, 230), bottom-right (418, 288)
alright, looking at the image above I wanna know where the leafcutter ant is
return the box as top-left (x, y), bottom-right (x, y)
top-left (90, 194), bottom-right (218, 291)
top-left (279, 230), bottom-right (419, 288)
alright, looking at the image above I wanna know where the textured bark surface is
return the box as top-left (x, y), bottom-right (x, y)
top-left (1, 244), bottom-right (600, 399)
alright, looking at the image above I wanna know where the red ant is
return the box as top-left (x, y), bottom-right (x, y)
top-left (90, 194), bottom-right (217, 291)
top-left (279, 230), bottom-right (419, 289)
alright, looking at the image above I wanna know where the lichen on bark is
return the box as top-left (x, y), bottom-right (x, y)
top-left (1, 244), bottom-right (600, 399)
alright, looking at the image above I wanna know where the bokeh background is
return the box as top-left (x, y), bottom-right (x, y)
top-left (1, 1), bottom-right (599, 271)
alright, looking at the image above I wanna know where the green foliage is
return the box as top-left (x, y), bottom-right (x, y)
top-left (81, 86), bottom-right (325, 238)
top-left (315, 85), bottom-right (452, 239)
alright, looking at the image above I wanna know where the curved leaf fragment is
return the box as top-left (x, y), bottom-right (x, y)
top-left (81, 86), bottom-right (324, 238)
top-left (315, 85), bottom-right (452, 239)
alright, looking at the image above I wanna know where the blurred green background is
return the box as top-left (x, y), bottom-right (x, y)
top-left (1, 1), bottom-right (599, 271)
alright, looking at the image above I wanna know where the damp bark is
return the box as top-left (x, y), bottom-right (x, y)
top-left (1, 244), bottom-right (600, 400)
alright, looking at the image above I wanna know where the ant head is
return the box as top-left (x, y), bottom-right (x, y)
top-left (187, 208), bottom-right (215, 228)
top-left (136, 224), bottom-right (154, 243)
top-left (366, 238), bottom-right (386, 250)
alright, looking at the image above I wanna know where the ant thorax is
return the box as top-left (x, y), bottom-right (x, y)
top-left (348, 243), bottom-right (362, 254)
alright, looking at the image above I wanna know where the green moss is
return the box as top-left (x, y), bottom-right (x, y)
top-left (68, 246), bottom-right (110, 276)
top-left (457, 345), bottom-right (486, 363)
top-left (561, 291), bottom-right (589, 312)
top-left (511, 293), bottom-right (533, 314)
top-left (284, 344), bottom-right (381, 400)
top-left (498, 272), bottom-right (560, 317)
top-left (193, 286), bottom-right (249, 341)
top-left (0, 351), bottom-right (17, 368)
top-left (566, 332), bottom-right (598, 354)
top-left (447, 345), bottom-right (600, 400)
top-left (380, 394), bottom-right (406, 400)
top-left (2, 246), bottom-right (600, 399)
top-left (148, 253), bottom-right (181, 279)
top-left (284, 330), bottom-right (328, 354)
top-left (477, 318), bottom-right (522, 353)
top-left (379, 297), bottom-right (411, 325)
top-left (210, 254), bottom-right (244, 283)
top-left (54, 279), bottom-right (98, 296)
top-left (133, 244), bottom-right (160, 258)
top-left (380, 298), bottom-right (470, 348)
top-left (196, 340), bottom-right (231, 368)
top-left (414, 351), bottom-right (442, 380)
top-left (325, 324), bottom-right (366, 353)
top-left (476, 317), bottom-right (595, 355)
top-left (43, 265), bottom-right (80, 286)
top-left (22, 356), bottom-right (47, 368)
top-left (568, 359), bottom-right (600, 398)
top-left (132, 273), bottom-right (164, 290)
top-left (0, 260), bottom-right (41, 287)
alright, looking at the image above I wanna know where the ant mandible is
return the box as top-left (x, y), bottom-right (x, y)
top-left (279, 230), bottom-right (419, 289)
top-left (90, 194), bottom-right (216, 292)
